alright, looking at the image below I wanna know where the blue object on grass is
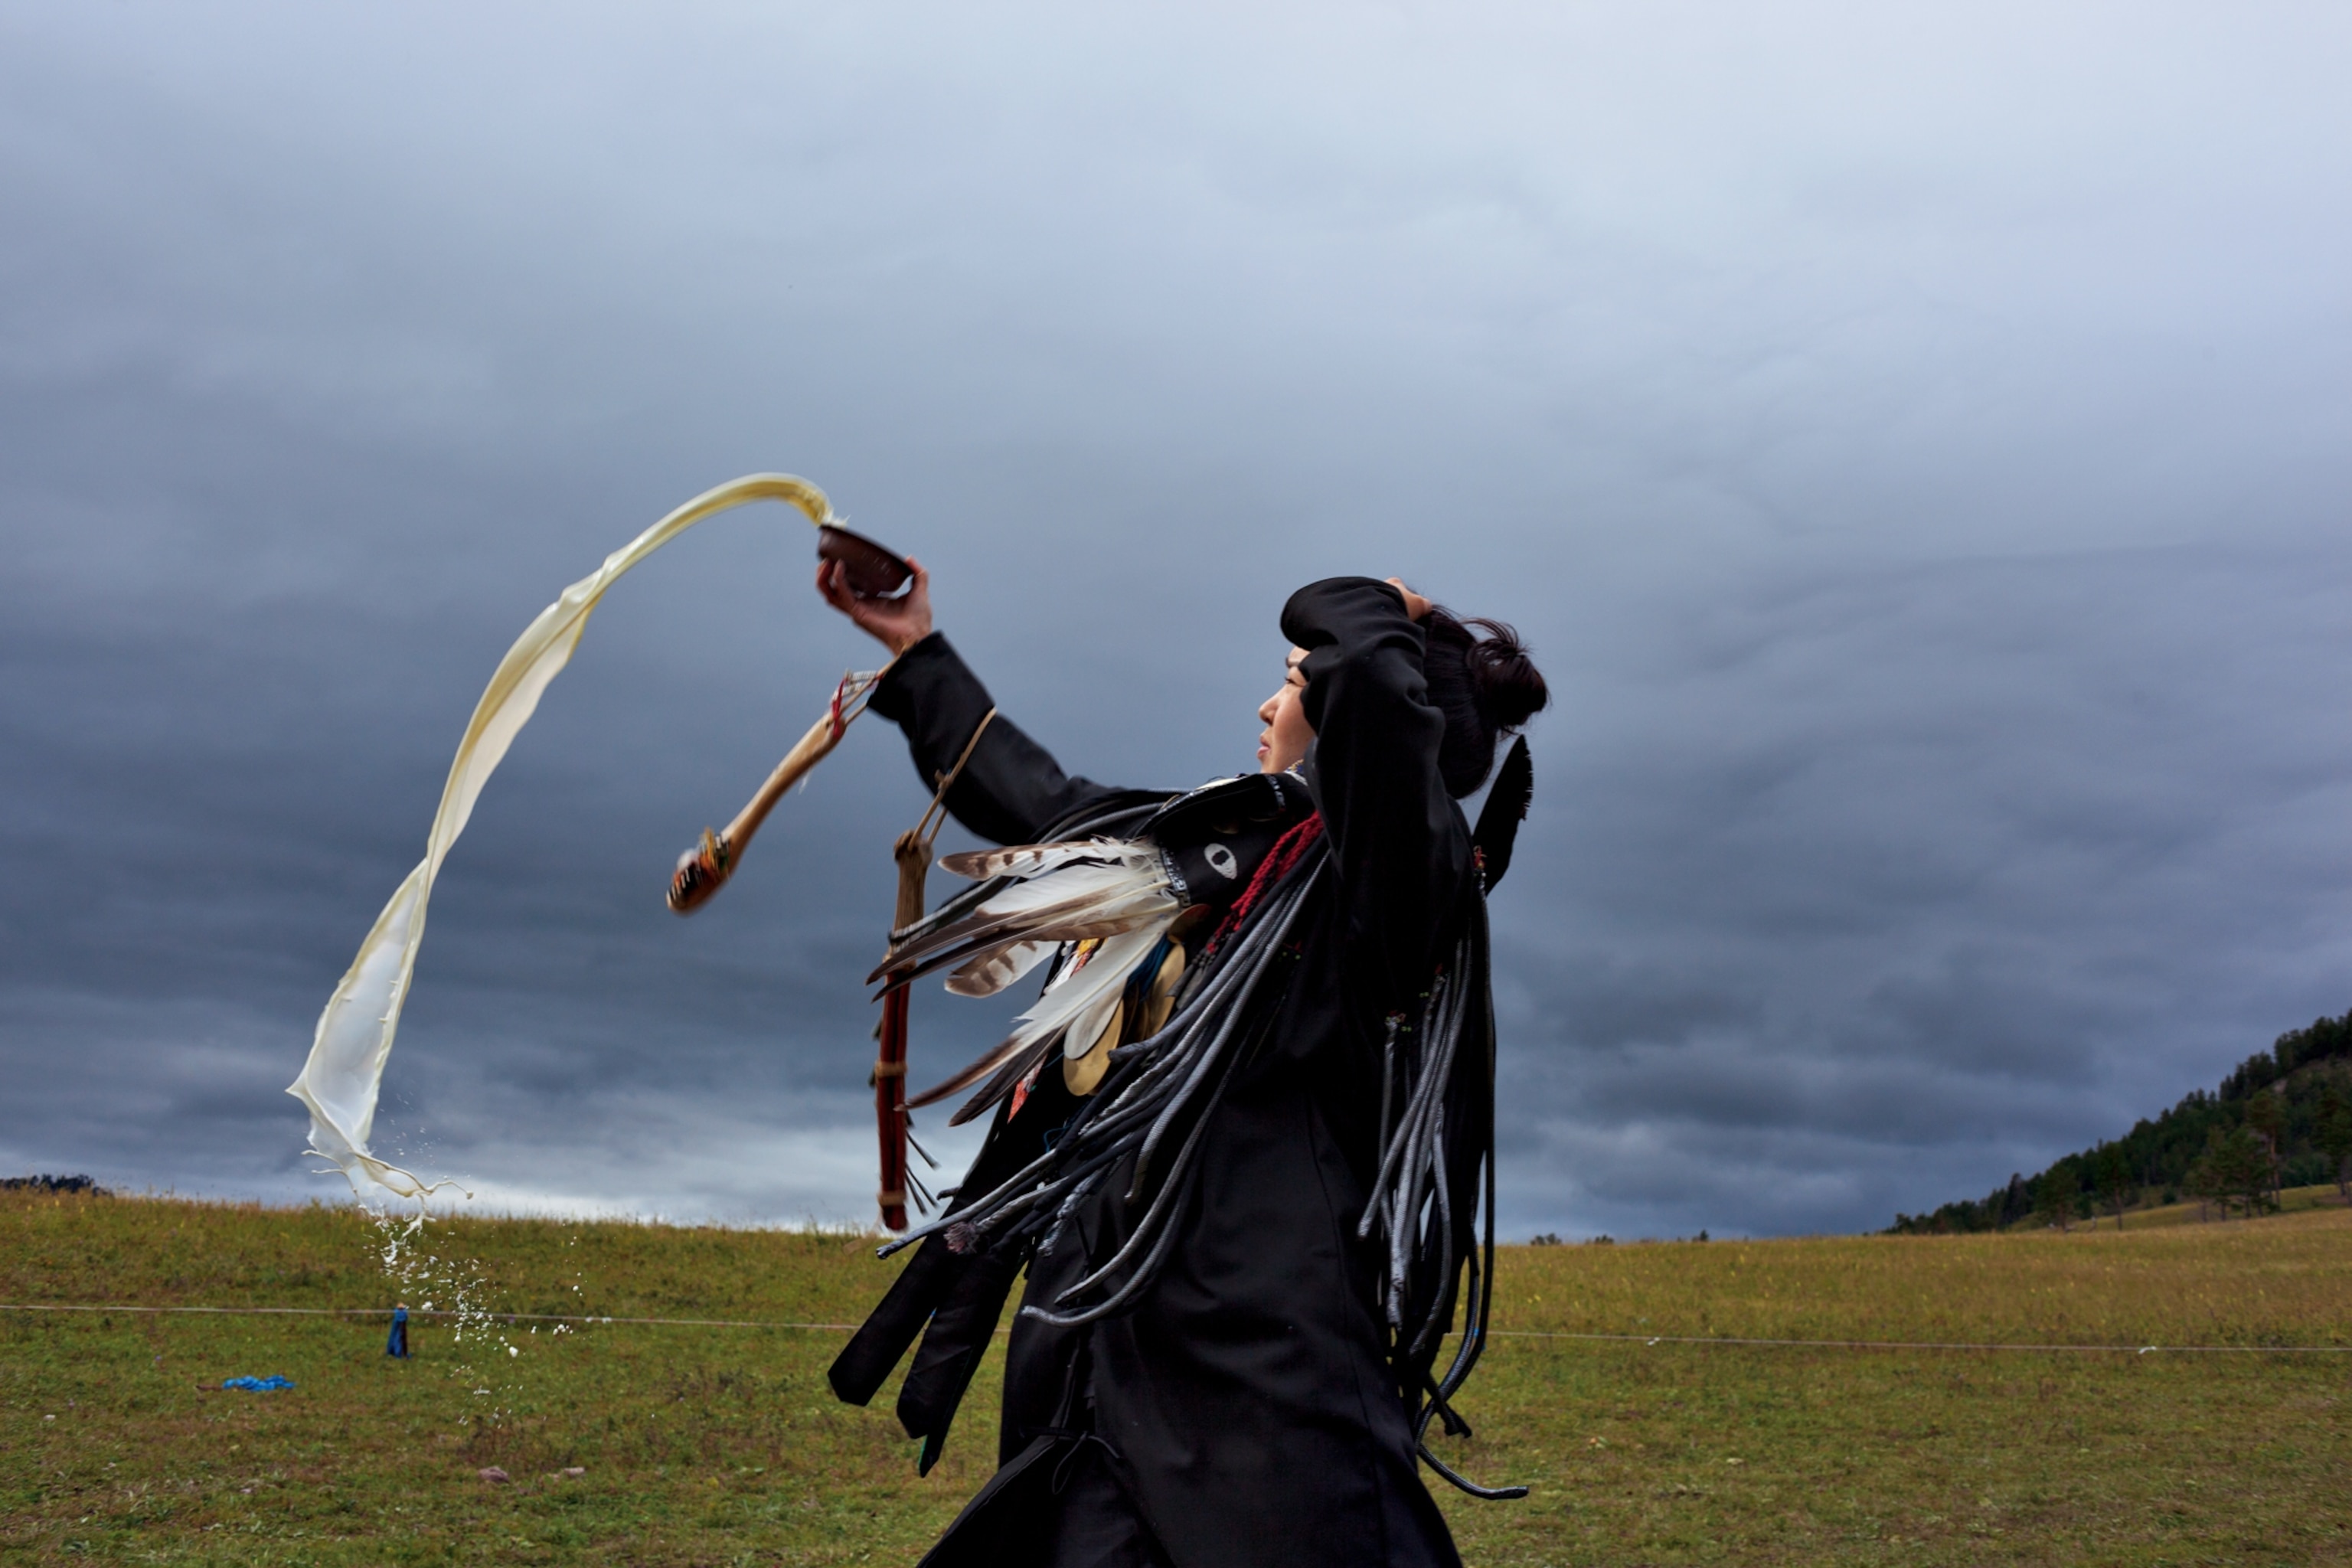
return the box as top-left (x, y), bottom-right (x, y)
top-left (221, 1375), bottom-right (295, 1391)
top-left (387, 1304), bottom-right (410, 1358)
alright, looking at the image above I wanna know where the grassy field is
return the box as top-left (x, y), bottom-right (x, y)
top-left (2067, 1183), bottom-right (2349, 1230)
top-left (3, 1190), bottom-right (2347, 1566)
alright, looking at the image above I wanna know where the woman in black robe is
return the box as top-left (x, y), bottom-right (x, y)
top-left (819, 560), bottom-right (1547, 1568)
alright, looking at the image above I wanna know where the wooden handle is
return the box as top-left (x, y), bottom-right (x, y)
top-left (667, 710), bottom-right (847, 914)
top-left (872, 829), bottom-right (933, 1232)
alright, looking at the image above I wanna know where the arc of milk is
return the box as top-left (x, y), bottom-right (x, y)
top-left (286, 474), bottom-right (838, 1199)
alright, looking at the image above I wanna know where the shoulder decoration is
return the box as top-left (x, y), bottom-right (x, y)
top-left (870, 770), bottom-right (1315, 1128)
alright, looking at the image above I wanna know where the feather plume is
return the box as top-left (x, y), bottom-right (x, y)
top-left (871, 878), bottom-right (1176, 991)
top-left (938, 839), bottom-right (1155, 881)
top-left (894, 835), bottom-right (1178, 1120)
top-left (881, 842), bottom-right (1120, 950)
top-left (944, 939), bottom-right (1056, 998)
top-left (869, 841), bottom-right (1176, 989)
top-left (930, 1037), bottom-right (1057, 1125)
top-left (908, 919), bottom-right (1174, 1123)
top-left (906, 1033), bottom-right (1047, 1116)
top-left (1009, 924), bottom-right (1166, 1057)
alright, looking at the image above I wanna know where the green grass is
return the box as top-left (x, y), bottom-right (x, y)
top-left (4, 1191), bottom-right (2347, 1565)
top-left (2042, 1180), bottom-right (2349, 1233)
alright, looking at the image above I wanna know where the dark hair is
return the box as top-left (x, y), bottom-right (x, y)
top-left (1422, 609), bottom-right (1549, 798)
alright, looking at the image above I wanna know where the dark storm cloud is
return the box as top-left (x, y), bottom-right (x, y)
top-left (1491, 541), bottom-right (2352, 1236)
top-left (2, 2), bottom-right (2349, 1233)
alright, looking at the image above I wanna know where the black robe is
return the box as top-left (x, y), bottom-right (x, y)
top-left (831, 577), bottom-right (1474, 1568)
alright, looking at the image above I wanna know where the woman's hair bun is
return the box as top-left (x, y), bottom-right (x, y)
top-left (1462, 616), bottom-right (1549, 731)
top-left (1422, 609), bottom-right (1549, 798)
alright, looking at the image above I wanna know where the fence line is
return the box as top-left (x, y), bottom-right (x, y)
top-left (0, 1302), bottom-right (858, 1331)
top-left (6, 1302), bottom-right (2344, 1354)
top-left (1482, 1329), bottom-right (2351, 1354)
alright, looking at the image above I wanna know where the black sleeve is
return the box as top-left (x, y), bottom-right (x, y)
top-left (866, 632), bottom-right (1122, 847)
top-left (1279, 577), bottom-right (1469, 1004)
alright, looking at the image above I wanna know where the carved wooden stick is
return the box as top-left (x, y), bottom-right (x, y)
top-left (667, 708), bottom-right (848, 914)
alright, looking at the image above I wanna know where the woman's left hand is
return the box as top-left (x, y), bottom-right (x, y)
top-left (1384, 577), bottom-right (1432, 622)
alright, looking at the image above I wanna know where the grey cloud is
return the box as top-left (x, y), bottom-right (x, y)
top-left (3, 1), bottom-right (2350, 1235)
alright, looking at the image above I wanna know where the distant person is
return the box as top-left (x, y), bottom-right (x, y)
top-left (385, 1302), bottom-right (410, 1359)
top-left (822, 564), bottom-right (1547, 1567)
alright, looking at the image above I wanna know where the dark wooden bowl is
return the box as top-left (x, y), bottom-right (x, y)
top-left (818, 524), bottom-right (913, 599)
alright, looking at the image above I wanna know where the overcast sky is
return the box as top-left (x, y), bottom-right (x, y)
top-left (3, 2), bottom-right (2348, 1238)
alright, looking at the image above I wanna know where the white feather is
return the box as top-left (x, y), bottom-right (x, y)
top-left (967, 862), bottom-right (1150, 918)
top-left (933, 885), bottom-right (1174, 992)
top-left (877, 855), bottom-right (1174, 985)
top-left (1006, 923), bottom-right (1170, 1061)
top-left (944, 939), bottom-right (1057, 998)
top-left (897, 835), bottom-right (1181, 1116)
top-left (940, 838), bottom-right (1158, 883)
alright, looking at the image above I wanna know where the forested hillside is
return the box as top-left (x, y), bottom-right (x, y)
top-left (1890, 1010), bottom-right (2352, 1233)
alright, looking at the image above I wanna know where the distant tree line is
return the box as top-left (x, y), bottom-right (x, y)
top-left (1889, 1009), bottom-right (2352, 1234)
top-left (1, 1173), bottom-right (109, 1195)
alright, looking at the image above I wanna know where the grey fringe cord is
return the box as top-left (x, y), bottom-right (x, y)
top-left (877, 836), bottom-right (1524, 1501)
top-left (1361, 926), bottom-right (1477, 1355)
top-left (1383, 894), bottom-right (1524, 1501)
top-left (876, 849), bottom-right (1327, 1326)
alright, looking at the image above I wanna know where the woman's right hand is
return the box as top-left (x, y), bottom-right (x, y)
top-left (1383, 577), bottom-right (1432, 622)
top-left (818, 557), bottom-right (933, 655)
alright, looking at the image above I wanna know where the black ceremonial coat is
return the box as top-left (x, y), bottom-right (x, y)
top-left (830, 577), bottom-right (1475, 1568)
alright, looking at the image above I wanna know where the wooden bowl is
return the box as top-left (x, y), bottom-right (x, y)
top-left (818, 524), bottom-right (913, 599)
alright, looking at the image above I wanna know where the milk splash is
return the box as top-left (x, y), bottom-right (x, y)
top-left (286, 475), bottom-right (844, 1199)
top-left (368, 1201), bottom-right (543, 1428)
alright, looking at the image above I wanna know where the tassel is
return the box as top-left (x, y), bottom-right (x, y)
top-left (1470, 737), bottom-right (1532, 892)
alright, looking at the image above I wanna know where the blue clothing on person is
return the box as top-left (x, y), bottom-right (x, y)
top-left (386, 1305), bottom-right (410, 1359)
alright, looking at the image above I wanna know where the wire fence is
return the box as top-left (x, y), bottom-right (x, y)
top-left (1485, 1328), bottom-right (2352, 1354)
top-left (2, 1302), bottom-right (860, 1331)
top-left (6, 1301), bottom-right (2346, 1354)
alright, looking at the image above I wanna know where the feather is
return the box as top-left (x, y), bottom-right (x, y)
top-left (896, 835), bottom-right (1180, 1119)
top-left (884, 841), bottom-right (1129, 949)
top-left (938, 838), bottom-right (1156, 881)
top-left (942, 1037), bottom-right (1057, 1125)
top-left (944, 939), bottom-right (1056, 998)
top-left (872, 880), bottom-right (1178, 990)
top-left (942, 940), bottom-right (1141, 1125)
top-left (1008, 924), bottom-right (1168, 1057)
top-left (890, 823), bottom-right (1159, 946)
top-left (906, 1031), bottom-right (1042, 1114)
top-left (906, 919), bottom-right (1174, 1122)
top-left (1471, 736), bottom-right (1533, 892)
top-left (869, 856), bottom-right (1175, 987)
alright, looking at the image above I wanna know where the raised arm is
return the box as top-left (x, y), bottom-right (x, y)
top-left (867, 634), bottom-right (1125, 844)
top-left (1280, 576), bottom-right (1469, 1002)
top-left (822, 558), bottom-right (1125, 846)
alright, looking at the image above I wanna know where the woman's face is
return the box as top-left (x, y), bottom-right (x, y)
top-left (1257, 648), bottom-right (1314, 774)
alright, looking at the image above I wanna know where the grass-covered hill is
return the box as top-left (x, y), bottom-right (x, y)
top-left (5, 1187), bottom-right (2348, 1565)
top-left (1892, 1008), bottom-right (2352, 1234)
